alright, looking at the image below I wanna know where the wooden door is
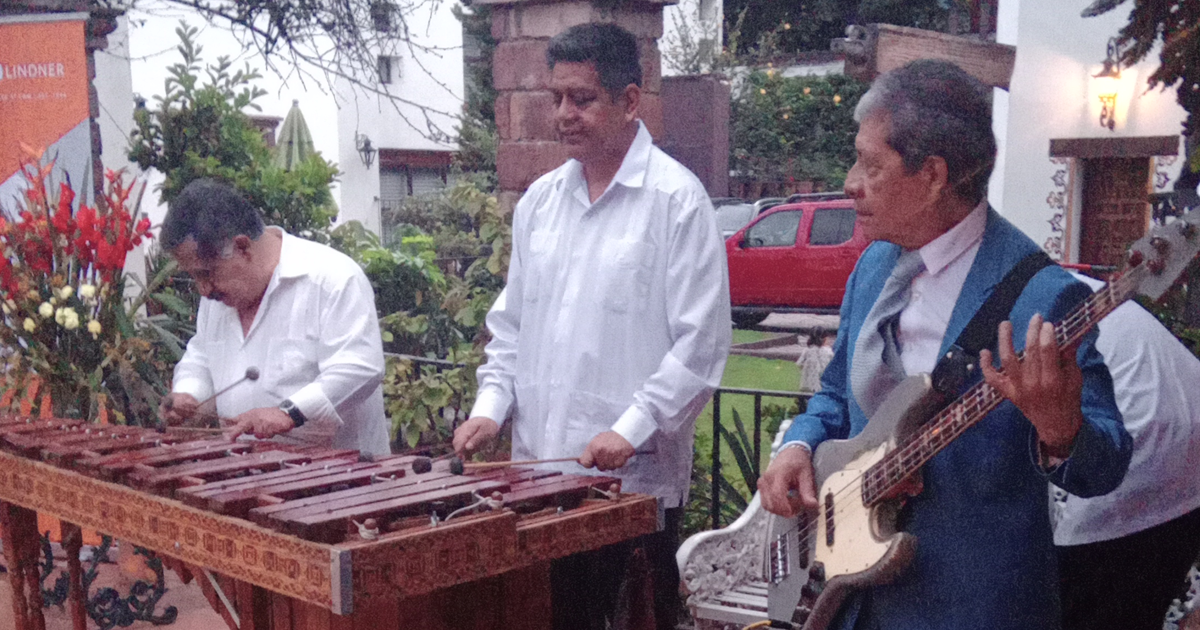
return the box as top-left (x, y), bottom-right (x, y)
top-left (1079, 157), bottom-right (1151, 267)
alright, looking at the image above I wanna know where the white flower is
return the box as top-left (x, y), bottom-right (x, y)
top-left (57, 286), bottom-right (73, 300)
top-left (55, 307), bottom-right (79, 330)
top-left (38, 302), bottom-right (53, 318)
top-left (79, 284), bottom-right (96, 299)
top-left (22, 318), bottom-right (35, 333)
top-left (87, 320), bottom-right (101, 338)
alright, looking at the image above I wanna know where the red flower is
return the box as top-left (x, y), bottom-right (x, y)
top-left (52, 183), bottom-right (75, 235)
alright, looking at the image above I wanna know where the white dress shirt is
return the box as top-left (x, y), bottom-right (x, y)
top-left (898, 201), bottom-right (988, 375)
top-left (1055, 274), bottom-right (1200, 545)
top-left (173, 229), bottom-right (392, 456)
top-left (470, 122), bottom-right (733, 507)
top-left (780, 202), bottom-right (987, 455)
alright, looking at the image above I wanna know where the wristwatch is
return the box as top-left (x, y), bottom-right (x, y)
top-left (278, 399), bottom-right (307, 429)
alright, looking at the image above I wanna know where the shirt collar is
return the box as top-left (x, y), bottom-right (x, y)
top-left (916, 200), bottom-right (988, 277)
top-left (269, 227), bottom-right (308, 280)
top-left (562, 120), bottom-right (652, 202)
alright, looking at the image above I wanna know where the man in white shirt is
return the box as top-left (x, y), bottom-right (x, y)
top-left (158, 179), bottom-right (391, 457)
top-left (451, 23), bottom-right (731, 630)
top-left (1056, 273), bottom-right (1200, 630)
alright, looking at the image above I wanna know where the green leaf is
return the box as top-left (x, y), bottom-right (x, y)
top-left (151, 292), bottom-right (193, 317)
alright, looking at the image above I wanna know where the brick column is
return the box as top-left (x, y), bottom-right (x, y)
top-left (476, 0), bottom-right (674, 212)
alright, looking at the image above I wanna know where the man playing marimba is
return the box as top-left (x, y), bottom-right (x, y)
top-left (452, 23), bottom-right (732, 630)
top-left (158, 179), bottom-right (391, 457)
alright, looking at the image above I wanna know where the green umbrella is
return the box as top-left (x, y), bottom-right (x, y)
top-left (272, 100), bottom-right (315, 170)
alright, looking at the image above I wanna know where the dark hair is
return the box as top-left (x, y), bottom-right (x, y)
top-left (546, 23), bottom-right (642, 97)
top-left (854, 59), bottom-right (996, 203)
top-left (162, 179), bottom-right (264, 258)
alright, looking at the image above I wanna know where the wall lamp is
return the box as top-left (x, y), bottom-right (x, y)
top-left (356, 134), bottom-right (377, 168)
top-left (1093, 37), bottom-right (1122, 131)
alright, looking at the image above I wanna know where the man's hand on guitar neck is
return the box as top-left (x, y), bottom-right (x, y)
top-left (758, 445), bottom-right (819, 517)
top-left (980, 314), bottom-right (1084, 457)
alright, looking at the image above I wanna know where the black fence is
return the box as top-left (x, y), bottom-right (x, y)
top-left (709, 386), bottom-right (812, 530)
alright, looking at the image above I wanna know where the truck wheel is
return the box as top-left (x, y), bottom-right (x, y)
top-left (732, 311), bottom-right (770, 328)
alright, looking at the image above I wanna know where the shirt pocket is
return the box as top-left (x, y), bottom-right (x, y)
top-left (599, 238), bottom-right (655, 314)
top-left (265, 337), bottom-right (320, 398)
top-left (522, 229), bottom-right (557, 304)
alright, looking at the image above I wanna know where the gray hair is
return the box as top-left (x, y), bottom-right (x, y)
top-left (162, 179), bottom-right (265, 259)
top-left (854, 59), bottom-right (996, 203)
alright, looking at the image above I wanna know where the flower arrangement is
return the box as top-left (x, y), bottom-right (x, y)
top-left (0, 147), bottom-right (158, 421)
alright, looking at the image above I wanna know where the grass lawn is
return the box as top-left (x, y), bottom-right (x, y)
top-left (693, 330), bottom-right (808, 505)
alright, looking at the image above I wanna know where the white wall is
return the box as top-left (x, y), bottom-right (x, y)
top-left (335, 3), bottom-right (465, 235)
top-left (990, 0), bottom-right (1187, 261)
top-left (93, 16), bottom-right (150, 282)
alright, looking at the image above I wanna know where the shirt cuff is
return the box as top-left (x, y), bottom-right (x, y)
top-left (172, 376), bottom-right (213, 401)
top-left (287, 383), bottom-right (344, 429)
top-left (469, 387), bottom-right (513, 425)
top-left (611, 404), bottom-right (657, 450)
top-left (777, 441), bottom-right (812, 457)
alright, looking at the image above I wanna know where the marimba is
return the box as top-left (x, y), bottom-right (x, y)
top-left (0, 416), bottom-right (659, 630)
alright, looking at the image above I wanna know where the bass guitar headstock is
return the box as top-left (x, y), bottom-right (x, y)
top-left (1126, 203), bottom-right (1200, 300)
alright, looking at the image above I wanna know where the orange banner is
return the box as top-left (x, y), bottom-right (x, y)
top-left (0, 17), bottom-right (90, 189)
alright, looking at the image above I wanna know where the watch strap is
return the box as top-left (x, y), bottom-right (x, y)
top-left (280, 399), bottom-right (307, 429)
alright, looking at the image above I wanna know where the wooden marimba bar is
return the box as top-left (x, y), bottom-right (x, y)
top-left (0, 416), bottom-right (660, 630)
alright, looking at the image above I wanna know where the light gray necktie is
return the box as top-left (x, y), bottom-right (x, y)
top-left (850, 250), bottom-right (926, 418)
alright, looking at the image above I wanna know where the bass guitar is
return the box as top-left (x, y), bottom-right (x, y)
top-left (764, 205), bottom-right (1200, 629)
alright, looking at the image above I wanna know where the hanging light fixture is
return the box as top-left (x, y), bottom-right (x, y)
top-left (356, 134), bottom-right (377, 168)
top-left (1093, 38), bottom-right (1122, 131)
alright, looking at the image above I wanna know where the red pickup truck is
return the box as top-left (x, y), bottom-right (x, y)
top-left (725, 197), bottom-right (869, 327)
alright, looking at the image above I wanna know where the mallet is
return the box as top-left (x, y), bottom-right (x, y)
top-left (161, 367), bottom-right (261, 431)
top-left (411, 454), bottom-right (464, 475)
top-left (197, 367), bottom-right (261, 408)
top-left (458, 449), bottom-right (656, 474)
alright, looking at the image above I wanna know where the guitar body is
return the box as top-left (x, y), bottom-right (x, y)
top-left (767, 374), bottom-right (946, 630)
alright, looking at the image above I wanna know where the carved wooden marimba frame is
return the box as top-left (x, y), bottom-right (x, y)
top-left (0, 416), bottom-right (660, 630)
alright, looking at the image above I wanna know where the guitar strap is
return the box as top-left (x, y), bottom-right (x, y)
top-left (930, 251), bottom-right (1055, 396)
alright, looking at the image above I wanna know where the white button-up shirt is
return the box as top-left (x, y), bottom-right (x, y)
top-left (898, 201), bottom-right (988, 375)
top-left (470, 123), bottom-right (732, 507)
top-left (173, 229), bottom-right (391, 456)
top-left (1055, 274), bottom-right (1200, 545)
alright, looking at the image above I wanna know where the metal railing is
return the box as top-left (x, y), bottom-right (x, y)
top-left (709, 386), bottom-right (812, 530)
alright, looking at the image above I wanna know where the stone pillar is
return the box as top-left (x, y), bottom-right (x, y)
top-left (477, 0), bottom-right (675, 213)
top-left (660, 75), bottom-right (730, 198)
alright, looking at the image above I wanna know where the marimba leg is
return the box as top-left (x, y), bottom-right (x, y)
top-left (0, 501), bottom-right (46, 630)
top-left (61, 522), bottom-right (87, 630)
top-left (0, 501), bottom-right (30, 630)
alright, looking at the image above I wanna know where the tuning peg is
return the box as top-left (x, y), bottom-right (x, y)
top-left (1128, 250), bottom-right (1144, 267)
top-left (1148, 257), bottom-right (1167, 275)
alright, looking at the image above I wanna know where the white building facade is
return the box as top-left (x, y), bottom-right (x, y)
top-left (990, 0), bottom-right (1189, 265)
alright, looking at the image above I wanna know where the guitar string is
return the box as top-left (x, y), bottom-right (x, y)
top-left (778, 283), bottom-right (1115, 573)
top-left (772, 269), bottom-right (1139, 575)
